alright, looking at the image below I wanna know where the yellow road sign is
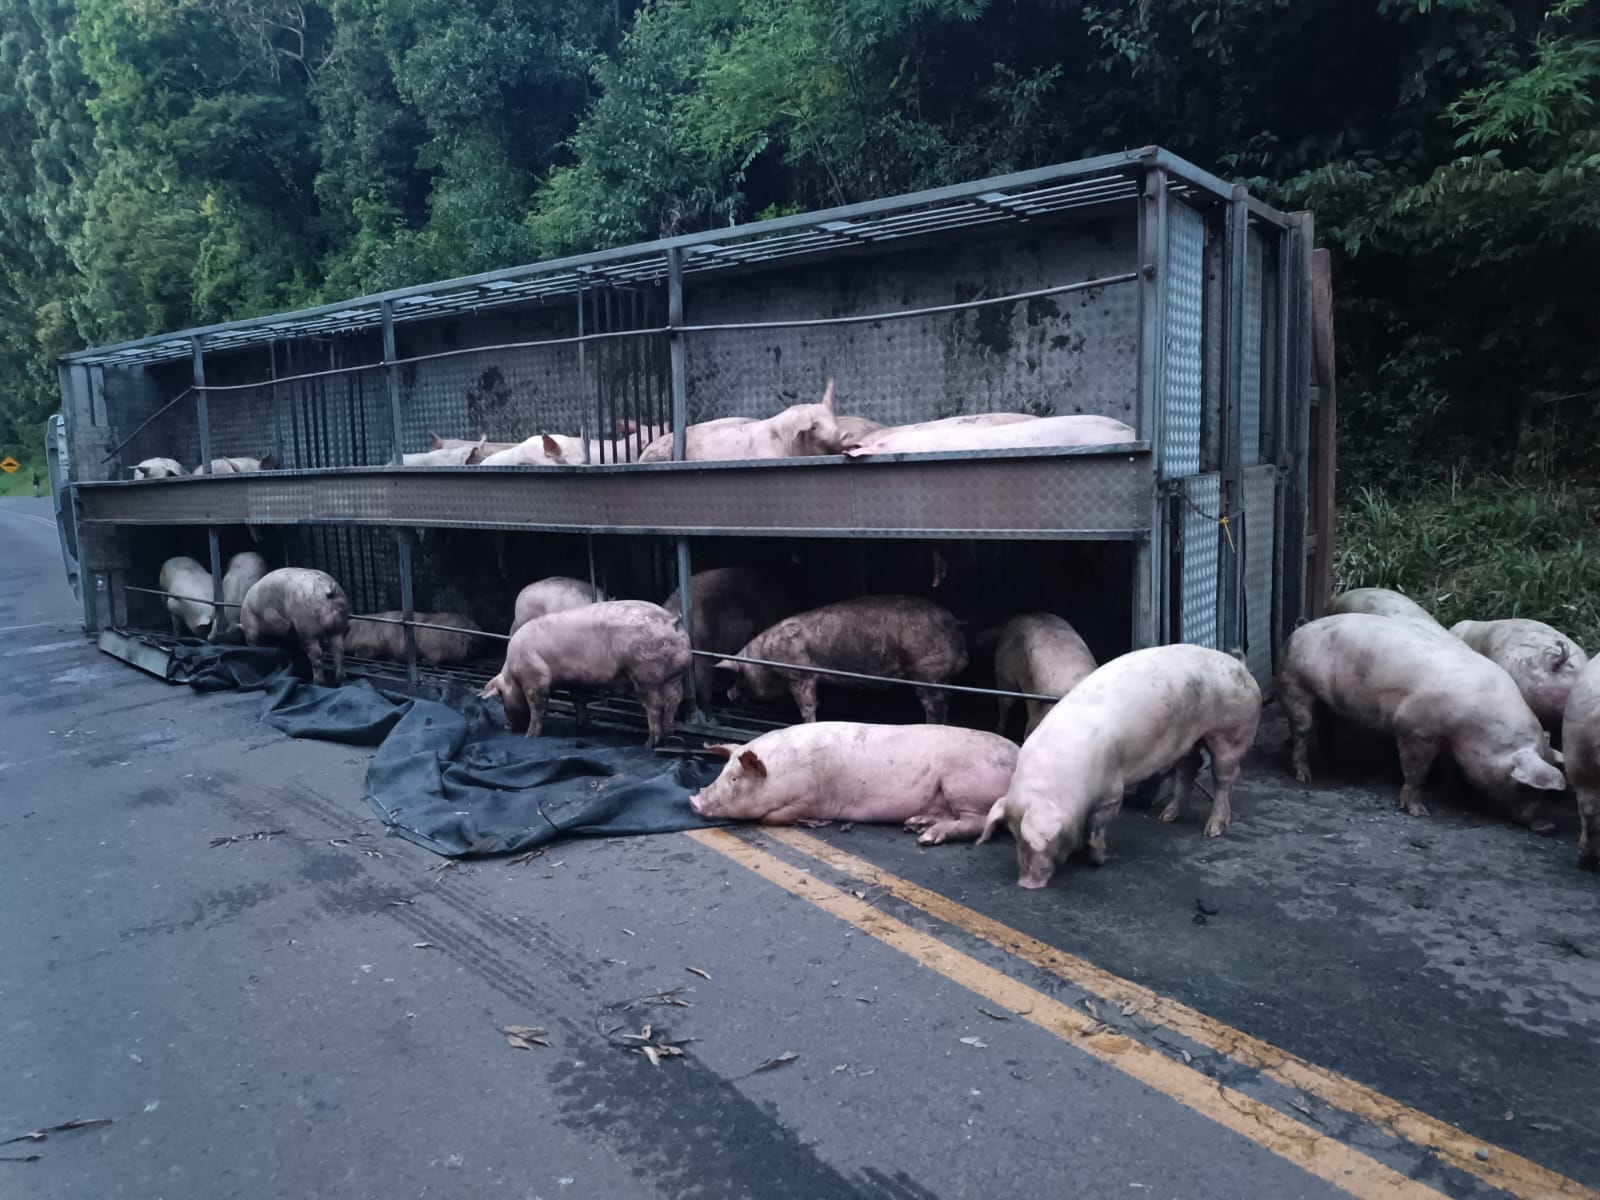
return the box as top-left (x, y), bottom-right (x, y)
top-left (0, 457), bottom-right (19, 474)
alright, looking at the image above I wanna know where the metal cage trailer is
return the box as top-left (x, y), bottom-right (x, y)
top-left (55, 146), bottom-right (1321, 735)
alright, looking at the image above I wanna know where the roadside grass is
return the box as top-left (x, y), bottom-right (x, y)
top-left (0, 450), bottom-right (45, 498)
top-left (1335, 478), bottom-right (1600, 651)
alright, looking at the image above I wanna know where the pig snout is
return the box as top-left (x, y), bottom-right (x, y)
top-left (688, 790), bottom-right (711, 816)
top-left (1016, 842), bottom-right (1057, 890)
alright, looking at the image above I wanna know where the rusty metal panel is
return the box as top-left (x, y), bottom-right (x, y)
top-left (78, 451), bottom-right (1153, 539)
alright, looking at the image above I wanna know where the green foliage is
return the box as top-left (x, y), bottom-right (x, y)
top-left (1336, 480), bottom-right (1600, 649)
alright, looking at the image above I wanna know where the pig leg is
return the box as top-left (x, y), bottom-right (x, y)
top-left (524, 687), bottom-right (549, 739)
top-left (906, 790), bottom-right (988, 846)
top-left (1085, 792), bottom-right (1123, 865)
top-left (327, 632), bottom-right (345, 686)
top-left (1281, 675), bottom-right (1316, 783)
top-left (301, 637), bottom-right (325, 685)
top-left (1392, 726), bottom-right (1441, 817)
top-left (496, 678), bottom-right (530, 734)
top-left (917, 686), bottom-right (949, 725)
top-left (570, 689), bottom-right (589, 728)
top-left (996, 694), bottom-right (1015, 735)
top-left (788, 676), bottom-right (820, 723)
top-left (1577, 785), bottom-right (1598, 871)
top-left (1202, 729), bottom-right (1252, 838)
top-left (1157, 749), bottom-right (1205, 826)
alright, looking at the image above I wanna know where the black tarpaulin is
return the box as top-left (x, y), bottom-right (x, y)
top-left (165, 641), bottom-right (731, 857)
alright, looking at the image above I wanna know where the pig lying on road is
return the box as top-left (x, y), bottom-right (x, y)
top-left (1449, 618), bottom-right (1590, 732)
top-left (213, 551), bottom-right (267, 642)
top-left (1325, 588), bottom-right (1443, 629)
top-left (719, 595), bottom-right (967, 723)
top-left (1562, 659), bottom-right (1600, 870)
top-left (510, 577), bottom-right (606, 635)
top-left (663, 567), bottom-right (797, 706)
top-left (690, 722), bottom-right (1019, 844)
top-left (1280, 613), bottom-right (1565, 826)
top-left (480, 600), bottom-right (689, 745)
top-left (845, 414), bottom-right (1135, 457)
top-left (240, 567), bottom-right (351, 687)
top-left (979, 645), bottom-right (1261, 888)
top-left (160, 556), bottom-right (217, 638)
top-left (346, 612), bottom-right (484, 665)
top-left (983, 613), bottom-right (1097, 737)
top-left (637, 380), bottom-right (851, 462)
top-left (131, 458), bottom-right (187, 479)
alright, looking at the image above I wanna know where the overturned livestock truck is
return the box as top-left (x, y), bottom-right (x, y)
top-left (56, 146), bottom-right (1321, 736)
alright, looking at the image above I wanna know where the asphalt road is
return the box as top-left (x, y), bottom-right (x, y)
top-left (2, 496), bottom-right (1597, 1200)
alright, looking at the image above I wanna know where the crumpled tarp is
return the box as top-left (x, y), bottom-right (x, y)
top-left (166, 641), bottom-right (731, 857)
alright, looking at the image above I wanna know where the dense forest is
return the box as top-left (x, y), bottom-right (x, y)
top-left (2, 0), bottom-right (1597, 491)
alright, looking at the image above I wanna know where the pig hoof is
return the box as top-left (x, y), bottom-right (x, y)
top-left (1203, 819), bottom-right (1228, 838)
top-left (1401, 802), bottom-right (1430, 818)
top-left (1017, 878), bottom-right (1048, 890)
top-left (1293, 766), bottom-right (1311, 784)
top-left (1156, 804), bottom-right (1180, 823)
top-left (1530, 819), bottom-right (1556, 837)
top-left (916, 830), bottom-right (945, 846)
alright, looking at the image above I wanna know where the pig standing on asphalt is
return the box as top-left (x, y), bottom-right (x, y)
top-left (1325, 587), bottom-right (1444, 629)
top-left (717, 594), bottom-right (967, 723)
top-left (1561, 659), bottom-right (1600, 870)
top-left (845, 414), bottom-right (1135, 457)
top-left (211, 551), bottom-right (267, 642)
top-left (984, 613), bottom-right (1098, 737)
top-left (480, 600), bottom-right (690, 745)
top-left (1279, 613), bottom-right (1566, 826)
top-left (636, 379), bottom-right (851, 462)
top-left (689, 722), bottom-right (1019, 845)
top-left (979, 645), bottom-right (1262, 888)
top-left (662, 567), bottom-right (798, 706)
top-left (160, 556), bottom-right (218, 639)
top-left (510, 577), bottom-right (607, 635)
top-left (345, 612), bottom-right (483, 665)
top-left (131, 458), bottom-right (187, 479)
top-left (1449, 618), bottom-right (1590, 732)
top-left (240, 567), bottom-right (351, 687)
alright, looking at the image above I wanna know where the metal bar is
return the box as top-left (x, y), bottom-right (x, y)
top-left (604, 287), bottom-right (617, 463)
top-left (577, 281), bottom-right (591, 463)
top-left (1219, 190), bottom-right (1249, 653)
top-left (674, 538), bottom-right (698, 715)
top-left (192, 338), bottom-right (212, 473)
top-left (395, 530), bottom-right (418, 685)
top-left (1295, 221), bottom-right (1325, 625)
top-left (668, 248), bottom-right (688, 460)
top-left (382, 300), bottom-right (404, 465)
top-left (124, 587), bottom-right (509, 642)
top-left (1132, 162), bottom-right (1166, 650)
top-left (206, 528), bottom-right (225, 633)
top-left (98, 387), bottom-right (195, 464)
top-left (694, 649), bottom-right (1065, 704)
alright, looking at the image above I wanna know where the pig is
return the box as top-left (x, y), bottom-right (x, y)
top-left (131, 458), bottom-right (187, 479)
top-left (479, 600), bottom-right (690, 745)
top-left (472, 434), bottom-right (572, 466)
top-left (982, 613), bottom-right (1098, 737)
top-left (835, 415), bottom-right (886, 441)
top-left (211, 550), bottom-right (267, 642)
top-left (193, 455), bottom-right (279, 474)
top-left (240, 567), bottom-right (351, 687)
top-left (345, 611), bottom-right (484, 665)
top-left (689, 722), bottom-right (1019, 844)
top-left (403, 439), bottom-right (485, 466)
top-left (845, 414), bottom-right (1136, 457)
top-left (1279, 613), bottom-right (1566, 827)
top-left (636, 379), bottom-right (851, 462)
top-left (1325, 587), bottom-right (1443, 629)
top-left (977, 645), bottom-right (1263, 888)
top-left (1562, 659), bottom-right (1600, 870)
top-left (661, 567), bottom-right (799, 705)
top-left (1448, 618), bottom-right (1590, 732)
top-left (545, 421), bottom-right (669, 464)
top-left (510, 577), bottom-right (607, 635)
top-left (159, 556), bottom-right (218, 639)
top-left (716, 595), bottom-right (967, 724)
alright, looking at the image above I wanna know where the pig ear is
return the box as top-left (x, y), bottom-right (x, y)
top-left (1546, 642), bottom-right (1571, 670)
top-left (429, 432), bottom-right (444, 449)
top-left (466, 445), bottom-right (486, 464)
top-left (703, 744), bottom-right (735, 760)
top-left (713, 658), bottom-right (739, 672)
top-left (541, 433), bottom-right (562, 460)
top-left (1018, 806), bottom-right (1065, 856)
top-left (259, 453), bottom-right (278, 471)
top-left (820, 377), bottom-right (836, 413)
top-left (737, 749), bottom-right (768, 778)
top-left (617, 419), bottom-right (637, 435)
top-left (976, 795), bottom-right (1008, 845)
top-left (1510, 748), bottom-right (1566, 792)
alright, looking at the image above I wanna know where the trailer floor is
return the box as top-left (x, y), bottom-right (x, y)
top-left (2, 497), bottom-right (1597, 1200)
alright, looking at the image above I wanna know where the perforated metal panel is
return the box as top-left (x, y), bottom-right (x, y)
top-left (1242, 465), bottom-right (1277, 681)
top-left (1241, 230), bottom-right (1265, 467)
top-left (1177, 472), bottom-right (1221, 648)
top-left (1162, 202), bottom-right (1206, 478)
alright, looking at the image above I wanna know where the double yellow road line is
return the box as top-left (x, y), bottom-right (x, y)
top-left (688, 827), bottom-right (1596, 1200)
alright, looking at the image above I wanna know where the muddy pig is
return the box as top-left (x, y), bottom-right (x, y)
top-left (346, 611), bottom-right (483, 664)
top-left (1449, 618), bottom-right (1590, 732)
top-left (1562, 659), bottom-right (1600, 870)
top-left (662, 567), bottom-right (798, 705)
top-left (1325, 587), bottom-right (1443, 629)
top-left (846, 414), bottom-right (1134, 457)
top-left (510, 577), bottom-right (607, 635)
top-left (689, 722), bottom-right (1018, 844)
top-left (480, 600), bottom-right (690, 745)
top-left (978, 645), bottom-right (1262, 888)
top-left (240, 567), bottom-right (351, 686)
top-left (636, 379), bottom-right (851, 462)
top-left (982, 614), bottom-right (1098, 737)
top-left (159, 556), bottom-right (217, 638)
top-left (131, 458), bottom-right (187, 479)
top-left (717, 595), bottom-right (967, 723)
top-left (1280, 613), bottom-right (1565, 826)
top-left (211, 550), bottom-right (267, 642)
